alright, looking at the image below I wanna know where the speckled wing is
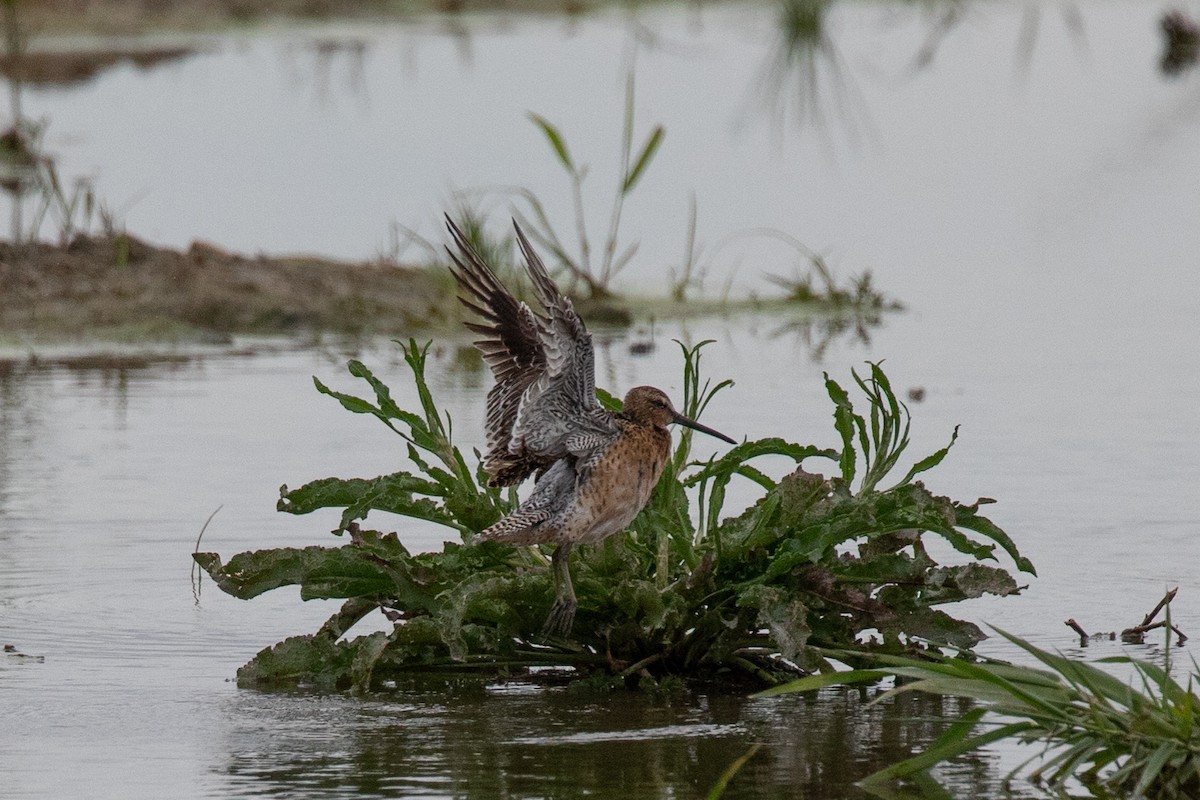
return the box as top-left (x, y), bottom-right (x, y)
top-left (509, 222), bottom-right (619, 460)
top-left (445, 218), bottom-right (618, 487)
top-left (446, 217), bottom-right (550, 486)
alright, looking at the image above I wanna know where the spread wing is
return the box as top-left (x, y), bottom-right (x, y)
top-left (445, 216), bottom-right (617, 487)
top-left (509, 223), bottom-right (618, 457)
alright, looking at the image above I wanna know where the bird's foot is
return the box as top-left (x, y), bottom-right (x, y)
top-left (542, 595), bottom-right (578, 637)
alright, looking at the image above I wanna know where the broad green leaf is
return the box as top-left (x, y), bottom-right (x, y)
top-left (685, 439), bottom-right (836, 486)
top-left (347, 359), bottom-right (411, 423)
top-left (595, 386), bottom-right (622, 411)
top-left (236, 633), bottom-right (352, 689)
top-left (956, 503), bottom-right (1037, 575)
top-left (738, 585), bottom-right (811, 664)
top-left (193, 546), bottom-right (397, 601)
top-left (313, 376), bottom-right (383, 418)
top-left (824, 373), bottom-right (859, 485)
top-left (277, 473), bottom-right (462, 533)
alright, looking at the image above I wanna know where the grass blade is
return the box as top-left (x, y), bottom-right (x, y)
top-left (860, 721), bottom-right (1038, 785)
top-left (528, 113), bottom-right (574, 172)
top-left (706, 743), bottom-right (763, 800)
top-left (622, 125), bottom-right (664, 194)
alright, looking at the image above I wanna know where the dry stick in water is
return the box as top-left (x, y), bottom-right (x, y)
top-left (1064, 618), bottom-right (1090, 643)
top-left (1064, 587), bottom-right (1188, 645)
top-left (1139, 587), bottom-right (1178, 627)
top-left (1119, 587), bottom-right (1187, 644)
top-left (1062, 618), bottom-right (1113, 645)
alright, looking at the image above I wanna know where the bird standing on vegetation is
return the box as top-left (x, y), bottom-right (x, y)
top-left (446, 217), bottom-right (736, 635)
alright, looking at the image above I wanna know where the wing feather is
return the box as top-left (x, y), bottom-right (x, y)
top-left (510, 222), bottom-right (617, 452)
top-left (445, 216), bottom-right (618, 487)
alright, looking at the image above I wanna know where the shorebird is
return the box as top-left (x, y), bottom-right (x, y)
top-left (446, 217), bottom-right (736, 636)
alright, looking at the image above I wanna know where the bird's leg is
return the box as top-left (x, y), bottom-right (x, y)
top-left (543, 542), bottom-right (577, 636)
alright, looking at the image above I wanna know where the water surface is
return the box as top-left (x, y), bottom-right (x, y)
top-left (3, 1), bottom-right (1200, 797)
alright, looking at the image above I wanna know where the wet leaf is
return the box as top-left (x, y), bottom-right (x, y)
top-left (940, 562), bottom-right (1020, 600)
top-left (193, 546), bottom-right (397, 600)
top-left (884, 607), bottom-right (986, 650)
top-left (278, 473), bottom-right (461, 533)
top-left (236, 633), bottom-right (352, 690)
top-left (901, 424), bottom-right (959, 485)
top-left (739, 585), bottom-right (811, 665)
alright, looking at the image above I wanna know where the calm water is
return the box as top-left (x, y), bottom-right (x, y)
top-left (3, 1), bottom-right (1200, 797)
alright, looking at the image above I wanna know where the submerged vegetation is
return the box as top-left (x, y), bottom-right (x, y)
top-left (195, 339), bottom-right (1034, 692)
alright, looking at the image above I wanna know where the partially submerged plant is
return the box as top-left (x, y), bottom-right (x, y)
top-left (761, 627), bottom-right (1200, 799)
top-left (754, 228), bottom-right (898, 311)
top-left (513, 69), bottom-right (664, 299)
top-left (0, 118), bottom-right (97, 246)
top-left (2, 0), bottom-right (98, 247)
top-left (195, 341), bottom-right (1034, 692)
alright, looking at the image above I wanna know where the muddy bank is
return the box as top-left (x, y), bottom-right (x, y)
top-left (0, 234), bottom-right (453, 339)
top-left (16, 0), bottom-right (595, 37)
top-left (0, 45), bottom-right (198, 87)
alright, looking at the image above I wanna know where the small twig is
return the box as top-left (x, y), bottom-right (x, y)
top-left (189, 505), bottom-right (223, 605)
top-left (1121, 620), bottom-right (1163, 643)
top-left (1120, 588), bottom-right (1186, 643)
top-left (193, 505), bottom-right (222, 554)
top-left (618, 651), bottom-right (664, 678)
top-left (729, 655), bottom-right (780, 687)
top-left (1121, 620), bottom-right (1190, 645)
top-left (1140, 587), bottom-right (1178, 628)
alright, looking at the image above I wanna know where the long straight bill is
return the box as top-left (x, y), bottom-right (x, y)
top-left (672, 413), bottom-right (736, 445)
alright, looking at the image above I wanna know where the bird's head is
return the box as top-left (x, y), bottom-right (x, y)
top-left (622, 386), bottom-right (736, 444)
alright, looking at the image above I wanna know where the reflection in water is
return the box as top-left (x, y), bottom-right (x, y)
top-left (770, 308), bottom-right (879, 362)
top-left (0, 2), bottom-right (199, 245)
top-left (214, 680), bottom-right (1035, 799)
top-left (910, 1), bottom-right (1086, 77)
top-left (1160, 11), bottom-right (1200, 77)
top-left (280, 37), bottom-right (371, 107)
top-left (1011, 3), bottom-right (1086, 79)
top-left (761, 0), bottom-right (1099, 140)
top-left (0, 360), bottom-right (38, 518)
top-left (757, 0), bottom-right (871, 142)
top-left (0, 3), bottom-right (92, 245)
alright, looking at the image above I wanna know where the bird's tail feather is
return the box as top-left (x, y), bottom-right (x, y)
top-left (477, 507), bottom-right (551, 544)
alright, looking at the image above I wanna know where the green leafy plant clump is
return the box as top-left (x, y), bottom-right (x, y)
top-left (194, 339), bottom-right (1035, 692)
